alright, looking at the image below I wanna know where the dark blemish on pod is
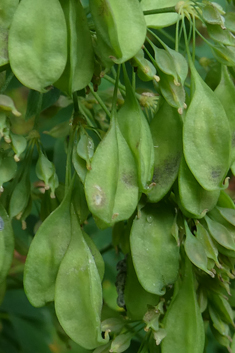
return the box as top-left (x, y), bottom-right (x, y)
top-left (211, 168), bottom-right (221, 180)
top-left (122, 173), bottom-right (135, 187)
top-left (0, 217), bottom-right (4, 231)
top-left (232, 131), bottom-right (235, 147)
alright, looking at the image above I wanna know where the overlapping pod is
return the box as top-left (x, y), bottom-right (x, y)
top-left (0, 154), bottom-right (17, 192)
top-left (55, 0), bottom-right (94, 95)
top-left (161, 257), bottom-right (205, 353)
top-left (24, 187), bottom-right (73, 307)
top-left (215, 66), bottom-right (235, 166)
top-left (183, 63), bottom-right (231, 190)
top-left (177, 157), bottom-right (220, 218)
top-left (130, 203), bottom-right (179, 295)
top-left (55, 208), bottom-right (108, 350)
top-left (141, 0), bottom-right (179, 29)
top-left (184, 220), bottom-right (214, 277)
top-left (147, 101), bottom-right (182, 202)
top-left (8, 0), bottom-right (67, 92)
top-left (84, 113), bottom-right (139, 227)
top-left (131, 49), bottom-right (158, 82)
top-left (117, 68), bottom-right (154, 191)
top-left (0, 202), bottom-right (14, 284)
top-left (9, 171), bottom-right (31, 219)
top-left (124, 255), bottom-right (159, 320)
top-left (90, 0), bottom-right (146, 65)
top-left (0, 0), bottom-right (19, 68)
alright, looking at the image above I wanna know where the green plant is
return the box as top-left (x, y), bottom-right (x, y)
top-left (1, 0), bottom-right (235, 352)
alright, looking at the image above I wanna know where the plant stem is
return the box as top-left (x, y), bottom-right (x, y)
top-left (143, 6), bottom-right (176, 15)
top-left (88, 83), bottom-right (111, 119)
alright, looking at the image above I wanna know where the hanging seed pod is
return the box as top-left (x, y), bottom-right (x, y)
top-left (183, 63), bottom-right (231, 191)
top-left (117, 67), bottom-right (154, 191)
top-left (215, 66), bottom-right (235, 166)
top-left (36, 151), bottom-right (55, 190)
top-left (90, 0), bottom-right (146, 65)
top-left (130, 203), bottom-right (180, 295)
top-left (55, 0), bottom-right (94, 95)
top-left (0, 202), bottom-right (14, 284)
top-left (8, 0), bottom-right (67, 92)
top-left (0, 154), bottom-right (17, 192)
top-left (24, 186), bottom-right (73, 307)
top-left (10, 133), bottom-right (27, 162)
top-left (0, 0), bottom-right (19, 68)
top-left (161, 257), bottom-right (205, 353)
top-left (9, 171), bottom-right (31, 219)
top-left (147, 100), bottom-right (182, 203)
top-left (55, 207), bottom-right (108, 349)
top-left (85, 112), bottom-right (139, 227)
top-left (177, 157), bottom-right (220, 218)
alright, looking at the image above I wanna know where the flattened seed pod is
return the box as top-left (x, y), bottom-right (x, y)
top-left (0, 202), bottom-right (14, 284)
top-left (130, 203), bottom-right (179, 295)
top-left (8, 0), bottom-right (67, 92)
top-left (147, 101), bottom-right (182, 202)
top-left (24, 187), bottom-right (73, 307)
top-left (85, 114), bottom-right (139, 227)
top-left (55, 0), bottom-right (94, 95)
top-left (215, 66), bottom-right (235, 165)
top-left (161, 257), bottom-right (205, 353)
top-left (55, 209), bottom-right (108, 349)
top-left (177, 157), bottom-right (220, 218)
top-left (90, 0), bottom-right (146, 64)
top-left (117, 67), bottom-right (154, 191)
top-left (183, 63), bottom-right (231, 191)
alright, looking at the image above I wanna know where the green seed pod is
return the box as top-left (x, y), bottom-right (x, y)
top-left (147, 101), bottom-right (182, 202)
top-left (110, 332), bottom-right (133, 353)
top-left (0, 202), bottom-right (14, 284)
top-left (85, 114), bottom-right (139, 227)
top-left (9, 172), bottom-right (31, 219)
top-left (10, 133), bottom-right (27, 162)
top-left (0, 95), bottom-right (21, 117)
top-left (77, 128), bottom-right (94, 171)
top-left (183, 63), bottom-right (231, 191)
top-left (177, 157), bottom-right (220, 218)
top-left (82, 231), bottom-right (105, 281)
top-left (184, 220), bottom-right (214, 277)
top-left (209, 292), bottom-right (234, 325)
top-left (0, 0), bottom-right (19, 68)
top-left (209, 305), bottom-right (231, 337)
top-left (202, 2), bottom-right (225, 26)
top-left (72, 145), bottom-right (87, 183)
top-left (195, 222), bottom-right (220, 266)
top-left (36, 151), bottom-right (55, 189)
top-left (143, 301), bottom-right (164, 332)
top-left (217, 190), bottom-right (235, 209)
top-left (23, 187), bottom-right (73, 307)
top-left (117, 67), bottom-right (154, 191)
top-left (141, 0), bottom-right (179, 29)
top-left (90, 0), bottom-right (146, 65)
top-left (225, 12), bottom-right (235, 33)
top-left (55, 208), bottom-right (108, 349)
top-left (101, 318), bottom-right (125, 334)
top-left (161, 257), bottom-right (205, 353)
top-left (131, 49), bottom-right (158, 82)
top-left (55, 0), bottom-right (94, 95)
top-left (8, 0), bottom-right (67, 92)
top-left (217, 207), bottom-right (235, 226)
top-left (214, 66), bottom-right (235, 167)
top-left (0, 154), bottom-right (17, 192)
top-left (130, 203), bottom-right (180, 295)
top-left (124, 255), bottom-right (159, 320)
top-left (157, 73), bottom-right (186, 113)
top-left (205, 215), bottom-right (235, 251)
top-left (207, 24), bottom-right (235, 47)
top-left (211, 45), bottom-right (235, 67)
